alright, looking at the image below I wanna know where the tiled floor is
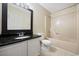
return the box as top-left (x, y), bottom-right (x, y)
top-left (41, 46), bottom-right (76, 56)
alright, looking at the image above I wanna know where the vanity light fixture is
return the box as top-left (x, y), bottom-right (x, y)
top-left (13, 3), bottom-right (30, 9)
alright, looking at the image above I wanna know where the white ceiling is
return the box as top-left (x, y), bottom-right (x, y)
top-left (40, 3), bottom-right (76, 13)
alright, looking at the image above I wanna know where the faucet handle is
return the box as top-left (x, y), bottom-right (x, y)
top-left (21, 32), bottom-right (24, 35)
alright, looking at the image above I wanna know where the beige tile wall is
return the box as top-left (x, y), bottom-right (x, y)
top-left (51, 5), bottom-right (79, 54)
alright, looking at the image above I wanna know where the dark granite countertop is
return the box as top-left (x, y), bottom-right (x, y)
top-left (0, 34), bottom-right (41, 47)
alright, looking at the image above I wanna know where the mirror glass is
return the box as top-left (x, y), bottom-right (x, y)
top-left (7, 4), bottom-right (31, 30)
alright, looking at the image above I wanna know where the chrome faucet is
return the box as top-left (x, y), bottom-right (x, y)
top-left (18, 32), bottom-right (24, 36)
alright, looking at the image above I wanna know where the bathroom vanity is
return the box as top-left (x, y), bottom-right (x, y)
top-left (0, 3), bottom-right (42, 56)
top-left (0, 35), bottom-right (41, 56)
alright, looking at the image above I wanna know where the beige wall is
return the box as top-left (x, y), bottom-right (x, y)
top-left (51, 6), bottom-right (77, 42)
top-left (45, 15), bottom-right (51, 37)
top-left (29, 3), bottom-right (51, 36)
top-left (51, 5), bottom-right (79, 54)
top-left (76, 4), bottom-right (79, 54)
top-left (0, 3), bottom-right (51, 37)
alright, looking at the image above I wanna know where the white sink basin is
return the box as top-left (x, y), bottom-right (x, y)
top-left (15, 36), bottom-right (30, 39)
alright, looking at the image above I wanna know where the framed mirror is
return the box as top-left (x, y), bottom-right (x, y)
top-left (2, 3), bottom-right (33, 35)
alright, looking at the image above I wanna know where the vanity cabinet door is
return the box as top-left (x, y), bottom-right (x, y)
top-left (28, 37), bottom-right (41, 56)
top-left (0, 41), bottom-right (27, 56)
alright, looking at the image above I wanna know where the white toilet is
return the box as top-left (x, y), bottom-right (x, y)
top-left (36, 33), bottom-right (52, 50)
top-left (41, 38), bottom-right (52, 51)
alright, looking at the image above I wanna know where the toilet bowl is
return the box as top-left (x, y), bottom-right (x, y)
top-left (36, 33), bottom-right (53, 50)
top-left (41, 40), bottom-right (51, 47)
top-left (41, 38), bottom-right (52, 50)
